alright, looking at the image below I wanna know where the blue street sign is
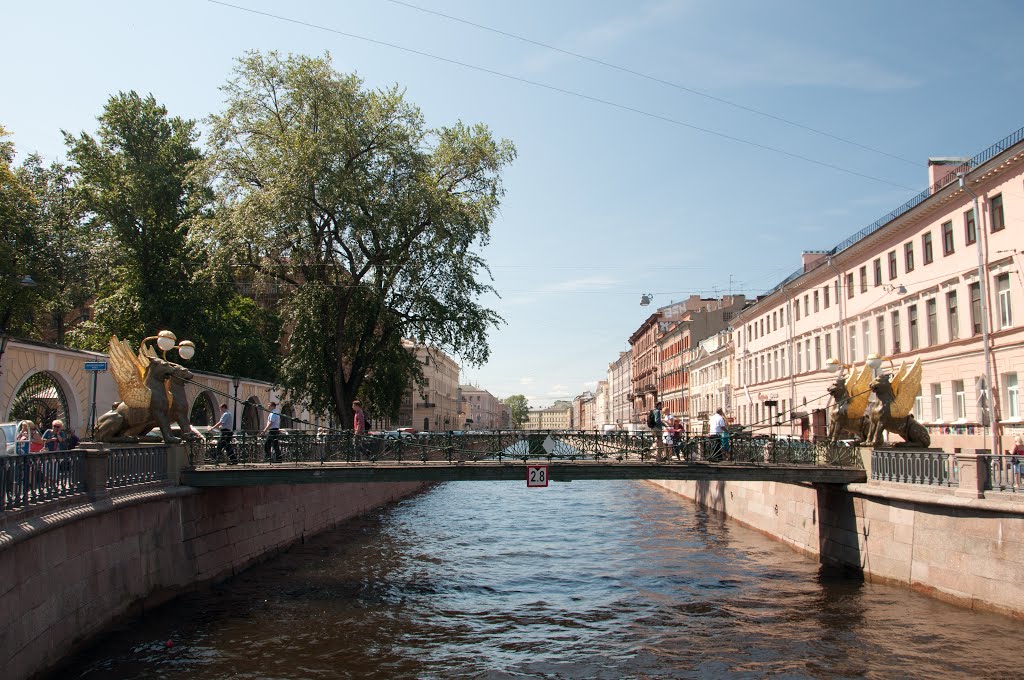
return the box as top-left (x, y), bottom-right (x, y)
top-left (84, 361), bottom-right (108, 372)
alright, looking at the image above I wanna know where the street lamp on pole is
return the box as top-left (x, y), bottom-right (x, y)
top-left (232, 376), bottom-right (241, 433)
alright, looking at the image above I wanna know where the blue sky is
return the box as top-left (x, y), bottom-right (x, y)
top-left (5, 0), bottom-right (1023, 406)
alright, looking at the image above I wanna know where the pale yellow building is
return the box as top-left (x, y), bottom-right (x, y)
top-left (399, 342), bottom-right (460, 432)
top-left (524, 401), bottom-right (573, 430)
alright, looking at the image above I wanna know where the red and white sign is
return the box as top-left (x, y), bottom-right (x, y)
top-left (527, 465), bottom-right (549, 488)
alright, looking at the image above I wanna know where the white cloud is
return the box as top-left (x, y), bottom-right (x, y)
top-left (550, 275), bottom-right (619, 292)
top-left (520, 377), bottom-right (535, 385)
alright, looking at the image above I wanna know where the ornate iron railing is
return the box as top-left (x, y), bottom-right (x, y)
top-left (979, 454), bottom-right (1023, 493)
top-left (0, 449), bottom-right (86, 512)
top-left (106, 445), bottom-right (168, 488)
top-left (871, 450), bottom-right (958, 486)
top-left (186, 430), bottom-right (862, 468)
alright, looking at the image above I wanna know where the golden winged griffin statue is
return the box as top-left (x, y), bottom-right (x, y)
top-left (93, 336), bottom-right (199, 443)
top-left (867, 358), bottom-right (930, 447)
top-left (827, 364), bottom-right (872, 443)
top-left (827, 357), bottom-right (929, 447)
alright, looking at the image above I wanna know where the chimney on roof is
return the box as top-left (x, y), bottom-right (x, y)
top-left (928, 157), bottom-right (970, 194)
top-left (801, 251), bottom-right (828, 272)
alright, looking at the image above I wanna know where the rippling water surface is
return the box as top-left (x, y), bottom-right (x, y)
top-left (59, 481), bottom-right (1024, 678)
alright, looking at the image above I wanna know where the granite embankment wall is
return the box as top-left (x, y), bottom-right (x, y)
top-left (651, 479), bottom-right (1024, 618)
top-left (0, 481), bottom-right (428, 680)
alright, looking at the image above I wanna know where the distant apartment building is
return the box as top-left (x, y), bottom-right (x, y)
top-left (607, 350), bottom-right (632, 426)
top-left (459, 385), bottom-right (503, 429)
top-left (399, 342), bottom-right (461, 432)
top-left (629, 295), bottom-right (745, 427)
top-left (524, 401), bottom-right (573, 430)
top-left (687, 330), bottom-right (733, 434)
top-left (574, 390), bottom-right (595, 430)
top-left (732, 128), bottom-right (1024, 452)
top-left (594, 380), bottom-right (610, 429)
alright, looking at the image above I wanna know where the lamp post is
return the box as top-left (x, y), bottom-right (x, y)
top-left (959, 174), bottom-right (1000, 456)
top-left (232, 376), bottom-right (241, 433)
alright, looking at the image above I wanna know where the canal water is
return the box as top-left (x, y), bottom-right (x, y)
top-left (58, 481), bottom-right (1023, 679)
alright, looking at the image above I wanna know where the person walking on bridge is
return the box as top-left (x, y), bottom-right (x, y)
top-left (649, 401), bottom-right (666, 462)
top-left (261, 401), bottom-right (281, 463)
top-left (709, 408), bottom-right (729, 461)
top-left (216, 403), bottom-right (236, 464)
top-left (353, 400), bottom-right (368, 461)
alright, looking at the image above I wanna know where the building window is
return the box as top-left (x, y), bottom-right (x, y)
top-left (796, 343), bottom-right (802, 373)
top-left (990, 194), bottom-right (1005, 232)
top-left (813, 290), bottom-right (819, 312)
top-left (939, 222), bottom-right (954, 258)
top-left (997, 273), bottom-right (1012, 329)
top-left (904, 242), bottom-right (915, 273)
top-left (815, 336), bottom-right (822, 370)
top-left (859, 266), bottom-right (867, 293)
top-left (926, 298), bottom-right (938, 346)
top-left (877, 316), bottom-right (885, 357)
top-left (954, 380), bottom-right (966, 421)
top-left (947, 291), bottom-right (959, 341)
top-left (863, 322), bottom-right (870, 358)
top-left (1006, 373), bottom-right (1020, 420)
top-left (834, 280), bottom-right (840, 304)
top-left (964, 208), bottom-right (976, 245)
top-left (970, 282), bottom-right (982, 335)
top-left (909, 305), bottom-right (919, 350)
top-left (891, 310), bottom-right (901, 354)
top-left (805, 339), bottom-right (811, 373)
top-left (846, 273), bottom-right (854, 299)
top-left (913, 387), bottom-right (923, 421)
top-left (823, 286), bottom-right (829, 309)
top-left (873, 258), bottom-right (882, 287)
top-left (888, 250), bottom-right (898, 279)
top-left (824, 333), bottom-right (832, 361)
top-left (794, 300), bottom-right (801, 321)
top-left (922, 232), bottom-right (933, 265)
top-left (849, 326), bottom-right (857, 362)
top-left (932, 383), bottom-right (943, 422)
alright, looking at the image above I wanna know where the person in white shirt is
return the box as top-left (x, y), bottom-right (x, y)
top-left (215, 403), bottom-right (236, 464)
top-left (261, 401), bottom-right (282, 462)
top-left (708, 408), bottom-right (729, 460)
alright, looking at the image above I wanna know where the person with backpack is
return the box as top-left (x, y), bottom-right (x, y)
top-left (647, 401), bottom-right (666, 462)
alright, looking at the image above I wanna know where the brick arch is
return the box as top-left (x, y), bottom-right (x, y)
top-left (241, 396), bottom-right (262, 432)
top-left (5, 366), bottom-right (83, 432)
top-left (189, 390), bottom-right (218, 426)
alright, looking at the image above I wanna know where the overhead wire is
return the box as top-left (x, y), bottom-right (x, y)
top-left (206, 0), bottom-right (917, 191)
top-left (381, 0), bottom-right (919, 167)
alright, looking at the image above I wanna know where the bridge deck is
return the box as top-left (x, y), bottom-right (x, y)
top-left (181, 460), bottom-right (866, 486)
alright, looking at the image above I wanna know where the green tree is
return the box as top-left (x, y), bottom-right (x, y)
top-left (63, 92), bottom-right (280, 381)
top-left (63, 91), bottom-right (208, 346)
top-left (17, 155), bottom-right (97, 344)
top-left (0, 125), bottom-right (40, 377)
top-left (503, 394), bottom-right (530, 429)
top-left (201, 51), bottom-right (515, 426)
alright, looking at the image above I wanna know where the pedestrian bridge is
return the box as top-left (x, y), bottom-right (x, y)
top-left (180, 430), bottom-right (866, 486)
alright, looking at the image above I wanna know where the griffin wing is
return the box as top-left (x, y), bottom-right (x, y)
top-left (891, 358), bottom-right (922, 419)
top-left (108, 336), bottom-right (152, 409)
top-left (845, 365), bottom-right (872, 419)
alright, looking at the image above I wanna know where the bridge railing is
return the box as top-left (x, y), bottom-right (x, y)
top-left (1, 450), bottom-right (87, 513)
top-left (978, 454), bottom-right (1024, 493)
top-left (871, 450), bottom-right (959, 487)
top-left (184, 430), bottom-right (863, 468)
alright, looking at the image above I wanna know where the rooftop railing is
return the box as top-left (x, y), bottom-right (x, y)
top-left (761, 126), bottom-right (1024, 299)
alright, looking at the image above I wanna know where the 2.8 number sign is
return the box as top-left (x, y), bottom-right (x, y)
top-left (527, 465), bottom-right (549, 488)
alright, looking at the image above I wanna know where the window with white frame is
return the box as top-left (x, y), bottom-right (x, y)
top-left (796, 343), bottom-right (802, 373)
top-left (997, 273), bottom-right (1012, 329)
top-left (913, 386), bottom-right (923, 421)
top-left (815, 336), bottom-right (821, 370)
top-left (931, 384), bottom-right (943, 422)
top-left (954, 380), bottom-right (966, 421)
top-left (824, 333), bottom-right (832, 362)
top-left (805, 339), bottom-right (811, 373)
top-left (1006, 373), bottom-right (1020, 421)
top-left (876, 316), bottom-right (885, 358)
top-left (947, 290), bottom-right (959, 341)
top-left (849, 326), bottom-right (857, 362)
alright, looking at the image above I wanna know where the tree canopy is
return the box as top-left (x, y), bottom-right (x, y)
top-left (200, 51), bottom-right (515, 425)
top-left (502, 394), bottom-right (530, 429)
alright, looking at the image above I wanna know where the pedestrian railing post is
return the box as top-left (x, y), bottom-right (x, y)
top-left (79, 442), bottom-right (110, 502)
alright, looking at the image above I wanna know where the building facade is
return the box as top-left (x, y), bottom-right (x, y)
top-left (607, 350), bottom-right (632, 427)
top-left (459, 385), bottom-right (504, 430)
top-left (524, 401), bottom-right (573, 430)
top-left (400, 343), bottom-right (461, 432)
top-left (732, 128), bottom-right (1024, 452)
